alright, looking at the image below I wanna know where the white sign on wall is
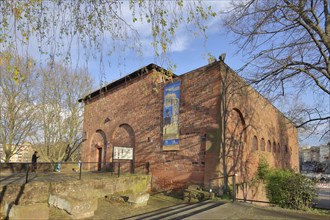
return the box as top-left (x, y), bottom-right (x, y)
top-left (113, 146), bottom-right (133, 160)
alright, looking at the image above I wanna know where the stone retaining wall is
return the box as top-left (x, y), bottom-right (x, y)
top-left (0, 175), bottom-right (151, 219)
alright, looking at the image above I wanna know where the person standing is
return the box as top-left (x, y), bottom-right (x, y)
top-left (31, 151), bottom-right (39, 172)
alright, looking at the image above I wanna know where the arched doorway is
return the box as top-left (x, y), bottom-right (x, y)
top-left (90, 130), bottom-right (107, 171)
top-left (112, 124), bottom-right (135, 172)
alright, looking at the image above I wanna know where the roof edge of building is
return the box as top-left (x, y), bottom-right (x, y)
top-left (78, 63), bottom-right (176, 103)
top-left (178, 60), bottom-right (297, 128)
top-left (79, 60), bottom-right (297, 128)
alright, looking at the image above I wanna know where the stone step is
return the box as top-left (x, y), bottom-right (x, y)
top-left (125, 200), bottom-right (223, 220)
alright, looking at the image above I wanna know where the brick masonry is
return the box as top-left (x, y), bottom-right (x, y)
top-left (80, 61), bottom-right (299, 200)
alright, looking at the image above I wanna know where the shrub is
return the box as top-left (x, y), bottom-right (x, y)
top-left (257, 156), bottom-right (270, 180)
top-left (265, 169), bottom-right (317, 210)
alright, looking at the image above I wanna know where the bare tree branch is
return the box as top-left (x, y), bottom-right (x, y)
top-left (225, 0), bottom-right (330, 140)
top-left (296, 116), bottom-right (330, 128)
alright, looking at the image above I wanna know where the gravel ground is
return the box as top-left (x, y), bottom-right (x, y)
top-left (48, 195), bottom-right (330, 220)
top-left (49, 193), bottom-right (184, 220)
top-left (1, 173), bottom-right (329, 220)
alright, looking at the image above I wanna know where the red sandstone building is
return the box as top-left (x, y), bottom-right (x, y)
top-left (79, 61), bottom-right (299, 200)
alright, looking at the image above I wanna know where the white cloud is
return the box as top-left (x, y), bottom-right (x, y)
top-left (115, 0), bottom-right (234, 54)
top-left (169, 34), bottom-right (191, 53)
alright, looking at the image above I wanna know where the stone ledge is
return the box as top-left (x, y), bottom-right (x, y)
top-left (1, 175), bottom-right (151, 219)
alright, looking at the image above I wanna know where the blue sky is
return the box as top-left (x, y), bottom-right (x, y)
top-left (87, 30), bottom-right (241, 84)
top-left (6, 0), bottom-right (327, 146)
top-left (85, 30), bottom-right (328, 147)
top-left (81, 1), bottom-right (236, 84)
top-left (77, 2), bottom-right (328, 147)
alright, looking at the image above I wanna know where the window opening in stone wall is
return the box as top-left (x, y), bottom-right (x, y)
top-left (285, 145), bottom-right (288, 153)
top-left (260, 138), bottom-right (265, 151)
top-left (267, 140), bottom-right (271, 152)
top-left (273, 141), bottom-right (276, 153)
top-left (277, 143), bottom-right (281, 154)
top-left (252, 136), bottom-right (258, 151)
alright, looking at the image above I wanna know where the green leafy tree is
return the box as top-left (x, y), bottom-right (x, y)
top-left (0, 0), bottom-right (218, 83)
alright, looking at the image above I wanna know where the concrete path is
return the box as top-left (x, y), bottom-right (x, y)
top-left (184, 202), bottom-right (329, 220)
top-left (315, 188), bottom-right (330, 210)
top-left (122, 201), bottom-right (329, 220)
top-left (123, 201), bottom-right (224, 220)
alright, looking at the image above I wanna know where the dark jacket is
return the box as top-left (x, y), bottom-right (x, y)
top-left (32, 154), bottom-right (39, 163)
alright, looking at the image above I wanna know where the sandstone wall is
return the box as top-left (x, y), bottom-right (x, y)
top-left (81, 61), bottom-right (299, 201)
top-left (214, 63), bottom-right (299, 201)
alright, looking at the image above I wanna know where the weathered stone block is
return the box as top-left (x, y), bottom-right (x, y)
top-left (20, 182), bottom-right (50, 205)
top-left (8, 203), bottom-right (49, 220)
top-left (128, 192), bottom-right (150, 207)
top-left (1, 174), bottom-right (151, 219)
top-left (0, 182), bottom-right (49, 210)
top-left (49, 194), bottom-right (98, 219)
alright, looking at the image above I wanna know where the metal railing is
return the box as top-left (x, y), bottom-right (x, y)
top-left (0, 161), bottom-right (150, 184)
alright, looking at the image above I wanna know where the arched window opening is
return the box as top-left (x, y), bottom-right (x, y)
top-left (226, 108), bottom-right (246, 146)
top-left (267, 140), bottom-right (271, 152)
top-left (277, 143), bottom-right (281, 154)
top-left (252, 136), bottom-right (258, 151)
top-left (260, 138), bottom-right (265, 151)
top-left (273, 141), bottom-right (276, 153)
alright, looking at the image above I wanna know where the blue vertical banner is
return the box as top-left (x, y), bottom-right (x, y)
top-left (162, 81), bottom-right (181, 150)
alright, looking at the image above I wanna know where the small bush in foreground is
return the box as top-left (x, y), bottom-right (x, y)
top-left (265, 169), bottom-right (317, 210)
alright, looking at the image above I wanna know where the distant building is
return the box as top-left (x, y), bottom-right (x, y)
top-left (300, 143), bottom-right (330, 173)
top-left (320, 143), bottom-right (330, 163)
top-left (300, 143), bottom-right (330, 163)
top-left (300, 146), bottom-right (320, 162)
top-left (0, 142), bottom-right (34, 162)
